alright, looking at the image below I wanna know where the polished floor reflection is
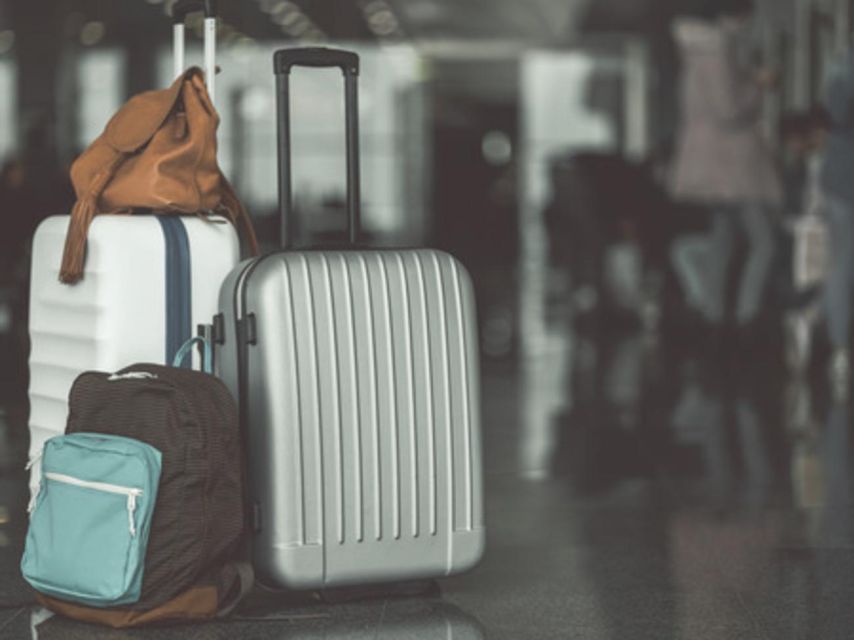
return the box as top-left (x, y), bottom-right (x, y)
top-left (2, 316), bottom-right (854, 638)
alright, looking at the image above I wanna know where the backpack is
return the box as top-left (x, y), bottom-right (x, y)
top-left (22, 338), bottom-right (251, 626)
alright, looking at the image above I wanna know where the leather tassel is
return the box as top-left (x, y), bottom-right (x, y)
top-left (59, 153), bottom-right (126, 284)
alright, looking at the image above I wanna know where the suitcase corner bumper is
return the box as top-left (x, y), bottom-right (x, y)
top-left (255, 542), bottom-right (324, 591)
top-left (449, 527), bottom-right (486, 575)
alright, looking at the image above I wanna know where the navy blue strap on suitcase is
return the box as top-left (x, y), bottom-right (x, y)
top-left (157, 218), bottom-right (193, 367)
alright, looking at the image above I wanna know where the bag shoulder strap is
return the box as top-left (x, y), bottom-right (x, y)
top-left (104, 68), bottom-right (202, 153)
top-left (219, 171), bottom-right (260, 256)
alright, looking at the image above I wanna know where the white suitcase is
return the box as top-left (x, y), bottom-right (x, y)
top-left (27, 216), bottom-right (238, 487)
top-left (26, 4), bottom-right (239, 493)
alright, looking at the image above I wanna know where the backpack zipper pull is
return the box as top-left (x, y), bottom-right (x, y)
top-left (127, 491), bottom-right (140, 537)
top-left (26, 452), bottom-right (43, 514)
top-left (127, 490), bottom-right (142, 537)
top-left (27, 485), bottom-right (40, 514)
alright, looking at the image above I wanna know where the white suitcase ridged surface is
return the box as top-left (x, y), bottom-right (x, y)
top-left (229, 249), bottom-right (484, 588)
top-left (28, 215), bottom-right (239, 492)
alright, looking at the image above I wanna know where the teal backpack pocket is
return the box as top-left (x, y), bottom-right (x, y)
top-left (21, 433), bottom-right (162, 607)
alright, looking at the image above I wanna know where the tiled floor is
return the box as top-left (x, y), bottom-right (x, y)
top-left (2, 319), bottom-right (854, 638)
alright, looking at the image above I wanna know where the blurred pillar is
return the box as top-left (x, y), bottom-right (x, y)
top-left (835, 0), bottom-right (851, 55)
top-left (10, 0), bottom-right (67, 168)
top-left (228, 86), bottom-right (246, 196)
top-left (623, 38), bottom-right (650, 160)
top-left (761, 24), bottom-right (783, 145)
top-left (792, 0), bottom-right (812, 109)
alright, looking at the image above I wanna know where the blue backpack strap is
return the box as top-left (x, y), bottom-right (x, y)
top-left (157, 217), bottom-right (192, 367)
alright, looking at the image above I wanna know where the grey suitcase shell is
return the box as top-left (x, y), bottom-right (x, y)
top-left (215, 48), bottom-right (485, 589)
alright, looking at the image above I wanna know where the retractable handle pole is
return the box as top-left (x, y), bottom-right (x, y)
top-left (273, 47), bottom-right (361, 249)
top-left (171, 0), bottom-right (217, 100)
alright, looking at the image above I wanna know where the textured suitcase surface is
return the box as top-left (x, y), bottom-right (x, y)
top-left (28, 215), bottom-right (239, 488)
top-left (218, 248), bottom-right (484, 588)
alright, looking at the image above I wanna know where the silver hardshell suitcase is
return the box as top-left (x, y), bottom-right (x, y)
top-left (215, 48), bottom-right (484, 589)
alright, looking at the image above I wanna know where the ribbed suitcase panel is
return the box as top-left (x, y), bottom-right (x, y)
top-left (247, 249), bottom-right (483, 587)
top-left (385, 253), bottom-right (419, 541)
top-left (28, 216), bottom-right (239, 497)
top-left (441, 255), bottom-right (475, 534)
top-left (404, 253), bottom-right (439, 539)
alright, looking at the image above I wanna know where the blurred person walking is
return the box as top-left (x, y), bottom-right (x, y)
top-left (669, 0), bottom-right (782, 338)
top-left (778, 109), bottom-right (831, 374)
top-left (821, 53), bottom-right (854, 385)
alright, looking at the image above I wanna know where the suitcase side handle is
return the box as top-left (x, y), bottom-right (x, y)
top-left (172, 336), bottom-right (213, 374)
top-left (273, 47), bottom-right (361, 249)
top-left (171, 0), bottom-right (218, 100)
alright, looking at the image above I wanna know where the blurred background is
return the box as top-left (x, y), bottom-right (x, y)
top-left (1, 0), bottom-right (837, 379)
top-left (2, 0), bottom-right (854, 637)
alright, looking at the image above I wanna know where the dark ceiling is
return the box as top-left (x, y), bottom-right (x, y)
top-left (3, 0), bottom-right (596, 48)
top-left (0, 0), bottom-right (798, 51)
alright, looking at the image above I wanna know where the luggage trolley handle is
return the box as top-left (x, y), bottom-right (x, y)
top-left (274, 47), bottom-right (361, 249)
top-left (171, 0), bottom-right (217, 100)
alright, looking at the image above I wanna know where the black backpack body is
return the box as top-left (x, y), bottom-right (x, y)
top-left (63, 361), bottom-right (245, 610)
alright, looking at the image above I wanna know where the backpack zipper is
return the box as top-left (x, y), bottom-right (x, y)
top-left (40, 472), bottom-right (144, 537)
top-left (107, 372), bottom-right (159, 381)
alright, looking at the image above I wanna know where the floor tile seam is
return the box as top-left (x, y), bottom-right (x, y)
top-left (0, 607), bottom-right (25, 634)
top-left (731, 585), bottom-right (772, 640)
top-left (371, 599), bottom-right (389, 640)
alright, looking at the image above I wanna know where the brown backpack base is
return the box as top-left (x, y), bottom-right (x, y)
top-left (36, 563), bottom-right (253, 629)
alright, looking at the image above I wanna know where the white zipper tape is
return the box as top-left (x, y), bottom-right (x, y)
top-left (26, 451), bottom-right (42, 471)
top-left (107, 372), bottom-right (158, 381)
top-left (26, 452), bottom-right (43, 514)
top-left (42, 472), bottom-right (144, 537)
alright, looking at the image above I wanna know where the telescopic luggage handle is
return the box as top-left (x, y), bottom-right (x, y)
top-left (274, 48), bottom-right (359, 75)
top-left (171, 0), bottom-right (217, 100)
top-left (273, 47), bottom-right (361, 249)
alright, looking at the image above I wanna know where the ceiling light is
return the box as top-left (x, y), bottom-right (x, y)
top-left (482, 131), bottom-right (513, 166)
top-left (367, 9), bottom-right (399, 35)
top-left (273, 7), bottom-right (302, 27)
top-left (360, 0), bottom-right (403, 37)
top-left (80, 21), bottom-right (105, 46)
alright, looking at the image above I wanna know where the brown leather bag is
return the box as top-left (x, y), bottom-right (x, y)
top-left (59, 67), bottom-right (258, 284)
